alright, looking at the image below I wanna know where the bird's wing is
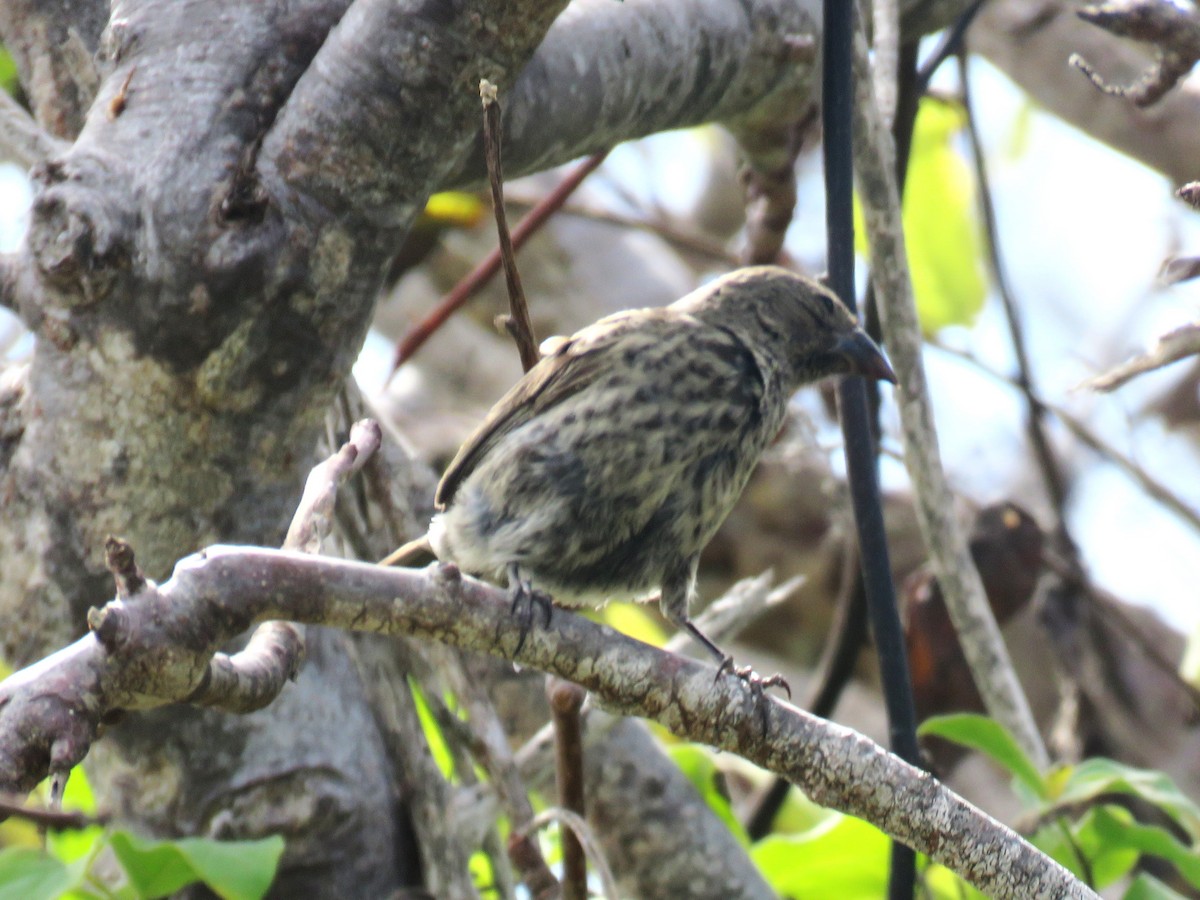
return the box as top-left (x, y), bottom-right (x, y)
top-left (435, 308), bottom-right (681, 507)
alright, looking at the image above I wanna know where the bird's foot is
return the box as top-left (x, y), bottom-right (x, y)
top-left (714, 657), bottom-right (792, 701)
top-left (508, 573), bottom-right (553, 655)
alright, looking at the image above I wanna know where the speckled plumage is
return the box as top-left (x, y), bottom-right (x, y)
top-left (429, 265), bottom-right (895, 661)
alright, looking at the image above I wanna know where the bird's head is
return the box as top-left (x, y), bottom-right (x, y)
top-left (675, 265), bottom-right (896, 389)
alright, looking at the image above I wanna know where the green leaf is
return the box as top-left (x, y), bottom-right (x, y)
top-left (905, 99), bottom-right (988, 334)
top-left (1124, 872), bottom-right (1192, 900)
top-left (667, 745), bottom-right (748, 847)
top-left (0, 848), bottom-right (79, 900)
top-left (408, 678), bottom-right (456, 781)
top-left (109, 831), bottom-right (283, 900)
top-left (855, 98), bottom-right (988, 335)
top-left (0, 48), bottom-right (17, 98)
top-left (1087, 805), bottom-right (1200, 890)
top-left (752, 814), bottom-right (889, 898)
top-left (1048, 759), bottom-right (1200, 842)
top-left (1075, 805), bottom-right (1141, 887)
top-left (1036, 805), bottom-right (1139, 887)
top-left (917, 713), bottom-right (1045, 799)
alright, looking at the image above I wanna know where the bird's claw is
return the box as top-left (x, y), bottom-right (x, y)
top-left (714, 658), bottom-right (792, 700)
top-left (509, 577), bottom-right (553, 654)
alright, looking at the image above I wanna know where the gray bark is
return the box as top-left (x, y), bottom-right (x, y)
top-left (0, 0), bottom-right (828, 893)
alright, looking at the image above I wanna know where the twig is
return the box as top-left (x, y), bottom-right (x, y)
top-left (0, 794), bottom-right (108, 830)
top-left (390, 151), bottom-right (609, 374)
top-left (1070, 0), bottom-right (1200, 108)
top-left (871, 0), bottom-right (901, 130)
top-left (525, 808), bottom-right (618, 900)
top-left (1160, 256), bottom-right (1200, 285)
top-left (959, 51), bottom-right (1070, 523)
top-left (547, 677), bottom-right (587, 900)
top-left (933, 342), bottom-right (1200, 538)
top-left (435, 646), bottom-right (560, 898)
top-left (913, 0), bottom-right (988, 95)
top-left (739, 112), bottom-right (811, 265)
top-left (502, 194), bottom-right (738, 265)
top-left (187, 420), bottom-right (382, 712)
top-left (1082, 321), bottom-right (1200, 392)
top-left (480, 80), bottom-right (540, 373)
top-left (848, 3), bottom-right (1048, 767)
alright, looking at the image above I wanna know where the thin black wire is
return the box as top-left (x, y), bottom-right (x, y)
top-left (823, 3), bottom-right (919, 898)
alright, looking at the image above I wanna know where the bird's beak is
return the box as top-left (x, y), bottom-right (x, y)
top-left (836, 330), bottom-right (897, 383)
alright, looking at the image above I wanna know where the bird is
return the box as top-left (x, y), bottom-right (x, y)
top-left (384, 265), bottom-right (896, 679)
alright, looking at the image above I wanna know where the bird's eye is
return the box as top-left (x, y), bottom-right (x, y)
top-left (819, 293), bottom-right (835, 315)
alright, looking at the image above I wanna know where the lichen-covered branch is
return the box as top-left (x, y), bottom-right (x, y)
top-left (0, 547), bottom-right (1093, 898)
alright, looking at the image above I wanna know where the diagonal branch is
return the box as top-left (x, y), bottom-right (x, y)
top-left (1083, 321), bottom-right (1200, 392)
top-left (0, 91), bottom-right (68, 169)
top-left (848, 9), bottom-right (1048, 766)
top-left (0, 546), bottom-right (1093, 898)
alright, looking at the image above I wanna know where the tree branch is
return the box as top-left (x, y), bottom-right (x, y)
top-left (0, 548), bottom-right (1093, 898)
top-left (442, 0), bottom-right (823, 189)
top-left (0, 91), bottom-right (68, 169)
top-left (848, 11), bottom-right (1049, 766)
top-left (970, 0), bottom-right (1200, 186)
top-left (1083, 320), bottom-right (1200, 392)
top-left (1071, 0), bottom-right (1200, 108)
top-left (264, 0), bottom-right (571, 228)
top-left (0, 0), bottom-right (105, 138)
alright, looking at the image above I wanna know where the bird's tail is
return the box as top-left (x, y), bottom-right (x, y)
top-left (379, 534), bottom-right (436, 567)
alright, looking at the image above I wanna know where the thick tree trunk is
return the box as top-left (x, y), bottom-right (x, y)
top-left (0, 0), bottom-right (822, 891)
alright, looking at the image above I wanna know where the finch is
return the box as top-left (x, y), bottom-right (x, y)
top-left (388, 265), bottom-right (896, 673)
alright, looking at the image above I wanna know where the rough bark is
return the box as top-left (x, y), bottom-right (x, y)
top-left (0, 548), bottom-right (1095, 899)
top-left (0, 0), bottom-right (832, 892)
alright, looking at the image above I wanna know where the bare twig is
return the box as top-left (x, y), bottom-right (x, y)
top-left (435, 645), bottom-right (560, 898)
top-left (1071, 0), bottom-right (1200, 107)
top-left (1160, 256), bottom-right (1200, 285)
top-left (501, 194), bottom-right (738, 265)
top-left (391, 151), bottom-right (609, 373)
top-left (914, 0), bottom-right (987, 94)
top-left (525, 808), bottom-right (618, 900)
top-left (187, 420), bottom-right (382, 712)
top-left (848, 7), bottom-right (1048, 767)
top-left (547, 677), bottom-right (587, 900)
top-left (285, 419), bottom-right (382, 553)
top-left (871, 0), bottom-right (901, 129)
top-left (480, 80), bottom-right (540, 373)
top-left (959, 50), bottom-right (1070, 523)
top-left (1083, 321), bottom-right (1200, 392)
top-left (0, 794), bottom-right (107, 830)
top-left (934, 342), bottom-right (1200, 538)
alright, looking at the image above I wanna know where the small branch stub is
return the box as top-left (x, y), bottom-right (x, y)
top-left (105, 536), bottom-right (146, 598)
top-left (480, 78), bottom-right (540, 374)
